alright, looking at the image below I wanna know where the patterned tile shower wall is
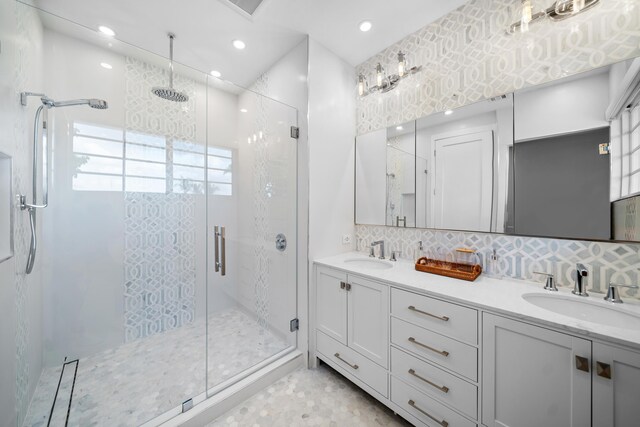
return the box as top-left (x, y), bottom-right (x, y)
top-left (123, 57), bottom-right (197, 342)
top-left (355, 0), bottom-right (640, 135)
top-left (354, 0), bottom-right (640, 299)
top-left (251, 74), bottom-right (272, 332)
top-left (13, 3), bottom-right (42, 425)
top-left (356, 225), bottom-right (640, 298)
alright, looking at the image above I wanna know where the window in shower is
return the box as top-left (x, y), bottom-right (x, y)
top-left (72, 121), bottom-right (232, 194)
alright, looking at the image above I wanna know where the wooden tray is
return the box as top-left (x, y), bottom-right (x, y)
top-left (415, 257), bottom-right (482, 282)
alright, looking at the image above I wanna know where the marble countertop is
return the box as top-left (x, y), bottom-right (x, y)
top-left (315, 252), bottom-right (640, 351)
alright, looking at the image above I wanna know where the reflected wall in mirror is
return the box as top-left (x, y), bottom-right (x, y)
top-left (416, 95), bottom-right (513, 233)
top-left (355, 121), bottom-right (416, 227)
top-left (512, 57), bottom-right (640, 241)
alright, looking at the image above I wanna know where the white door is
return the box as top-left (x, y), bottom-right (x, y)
top-left (482, 313), bottom-right (591, 427)
top-left (316, 266), bottom-right (348, 345)
top-left (432, 129), bottom-right (493, 231)
top-left (347, 274), bottom-right (389, 368)
top-left (592, 342), bottom-right (640, 427)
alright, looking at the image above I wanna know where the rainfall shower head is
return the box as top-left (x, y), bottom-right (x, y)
top-left (152, 33), bottom-right (189, 103)
top-left (50, 98), bottom-right (109, 109)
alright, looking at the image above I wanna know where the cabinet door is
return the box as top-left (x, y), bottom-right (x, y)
top-left (593, 342), bottom-right (640, 427)
top-left (347, 274), bottom-right (389, 368)
top-left (316, 267), bottom-right (348, 345)
top-left (482, 313), bottom-right (591, 427)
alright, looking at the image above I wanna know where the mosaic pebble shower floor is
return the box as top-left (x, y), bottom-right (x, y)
top-left (23, 308), bottom-right (288, 427)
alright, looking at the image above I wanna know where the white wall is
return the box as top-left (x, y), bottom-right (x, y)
top-left (355, 128), bottom-right (386, 225)
top-left (307, 38), bottom-right (355, 366)
top-left (0, 1), bottom-right (44, 425)
top-left (515, 71), bottom-right (610, 141)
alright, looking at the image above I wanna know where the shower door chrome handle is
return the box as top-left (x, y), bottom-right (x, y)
top-left (219, 226), bottom-right (226, 276)
top-left (214, 226), bottom-right (220, 273)
top-left (213, 226), bottom-right (226, 276)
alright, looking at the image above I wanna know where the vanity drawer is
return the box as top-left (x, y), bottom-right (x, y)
top-left (391, 376), bottom-right (476, 427)
top-left (391, 318), bottom-right (478, 381)
top-left (316, 330), bottom-right (388, 398)
top-left (392, 288), bottom-right (478, 345)
top-left (391, 347), bottom-right (477, 419)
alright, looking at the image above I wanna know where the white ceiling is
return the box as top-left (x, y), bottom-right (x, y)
top-left (31, 0), bottom-right (466, 88)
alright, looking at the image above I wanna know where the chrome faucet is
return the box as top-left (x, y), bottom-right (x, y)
top-left (604, 282), bottom-right (639, 304)
top-left (572, 263), bottom-right (589, 297)
top-left (371, 240), bottom-right (385, 259)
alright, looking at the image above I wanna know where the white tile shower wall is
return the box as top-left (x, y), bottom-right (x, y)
top-left (355, 225), bottom-right (640, 298)
top-left (123, 57), bottom-right (197, 342)
top-left (356, 0), bottom-right (640, 135)
top-left (354, 0), bottom-right (640, 299)
top-left (0, 1), bottom-right (43, 426)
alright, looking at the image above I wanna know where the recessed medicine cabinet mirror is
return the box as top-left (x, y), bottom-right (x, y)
top-left (355, 55), bottom-right (640, 242)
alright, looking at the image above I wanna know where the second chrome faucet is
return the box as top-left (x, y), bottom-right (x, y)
top-left (370, 240), bottom-right (385, 259)
top-left (572, 263), bottom-right (589, 296)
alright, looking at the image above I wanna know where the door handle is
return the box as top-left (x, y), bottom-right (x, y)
top-left (214, 226), bottom-right (220, 273)
top-left (219, 226), bottom-right (226, 276)
top-left (214, 226), bottom-right (226, 276)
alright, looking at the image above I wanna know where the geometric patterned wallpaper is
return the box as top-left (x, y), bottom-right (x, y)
top-left (355, 0), bottom-right (640, 299)
top-left (123, 58), bottom-right (197, 342)
top-left (356, 0), bottom-right (640, 135)
top-left (356, 224), bottom-right (640, 299)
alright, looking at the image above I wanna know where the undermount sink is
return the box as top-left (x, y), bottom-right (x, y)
top-left (522, 293), bottom-right (640, 329)
top-left (343, 257), bottom-right (393, 270)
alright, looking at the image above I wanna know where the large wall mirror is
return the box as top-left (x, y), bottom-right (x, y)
top-left (355, 55), bottom-right (640, 242)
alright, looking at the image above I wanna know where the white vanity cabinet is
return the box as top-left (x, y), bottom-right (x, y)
top-left (482, 313), bottom-right (591, 427)
top-left (315, 266), bottom-right (389, 397)
top-left (314, 259), bottom-right (640, 427)
top-left (592, 342), bottom-right (640, 427)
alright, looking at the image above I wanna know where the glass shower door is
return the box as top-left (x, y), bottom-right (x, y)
top-left (205, 83), bottom-right (298, 392)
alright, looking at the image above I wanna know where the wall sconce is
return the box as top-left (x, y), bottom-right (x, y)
top-left (358, 51), bottom-right (422, 97)
top-left (507, 0), bottom-right (600, 34)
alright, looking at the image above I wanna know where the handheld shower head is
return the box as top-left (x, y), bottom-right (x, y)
top-left (50, 98), bottom-right (109, 109)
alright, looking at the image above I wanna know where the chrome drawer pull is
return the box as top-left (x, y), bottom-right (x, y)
top-left (408, 305), bottom-right (450, 322)
top-left (408, 399), bottom-right (449, 427)
top-left (408, 337), bottom-right (450, 357)
top-left (408, 369), bottom-right (450, 393)
top-left (334, 353), bottom-right (359, 370)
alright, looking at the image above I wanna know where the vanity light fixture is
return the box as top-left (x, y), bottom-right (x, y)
top-left (233, 39), bottom-right (246, 50)
top-left (98, 26), bottom-right (115, 36)
top-left (507, 0), bottom-right (599, 34)
top-left (358, 51), bottom-right (422, 97)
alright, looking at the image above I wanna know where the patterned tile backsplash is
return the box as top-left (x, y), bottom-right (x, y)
top-left (355, 225), bottom-right (640, 298)
top-left (355, 0), bottom-right (640, 135)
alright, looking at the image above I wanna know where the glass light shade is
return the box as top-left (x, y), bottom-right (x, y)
top-left (376, 63), bottom-right (384, 87)
top-left (358, 74), bottom-right (366, 96)
top-left (398, 51), bottom-right (407, 77)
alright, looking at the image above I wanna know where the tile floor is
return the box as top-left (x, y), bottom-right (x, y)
top-left (207, 362), bottom-right (413, 427)
top-left (24, 307), bottom-right (289, 427)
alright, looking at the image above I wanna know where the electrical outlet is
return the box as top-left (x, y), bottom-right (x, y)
top-left (342, 234), bottom-right (352, 245)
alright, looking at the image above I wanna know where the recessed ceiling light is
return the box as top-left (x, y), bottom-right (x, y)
top-left (100, 62), bottom-right (113, 69)
top-left (98, 26), bottom-right (115, 37)
top-left (444, 110), bottom-right (454, 115)
top-left (396, 126), bottom-right (403, 130)
top-left (232, 39), bottom-right (246, 50)
top-left (210, 70), bottom-right (222, 78)
top-left (359, 21), bottom-right (372, 32)
top-left (240, 108), bottom-right (248, 113)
